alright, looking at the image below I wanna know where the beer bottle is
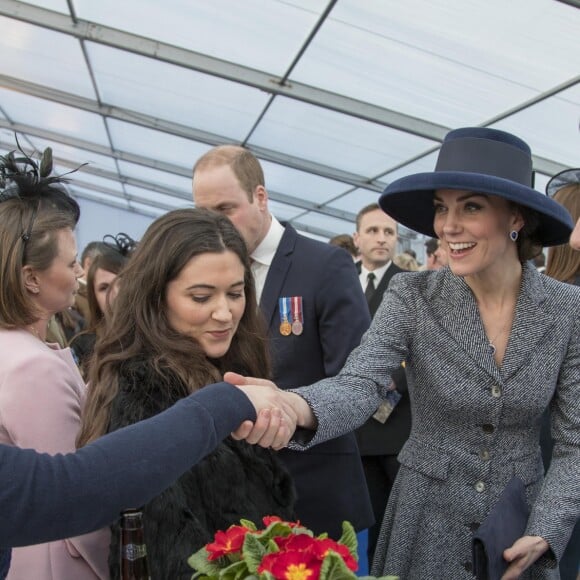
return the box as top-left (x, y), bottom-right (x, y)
top-left (120, 509), bottom-right (151, 580)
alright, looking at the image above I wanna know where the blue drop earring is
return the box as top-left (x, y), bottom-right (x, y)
top-left (510, 230), bottom-right (519, 242)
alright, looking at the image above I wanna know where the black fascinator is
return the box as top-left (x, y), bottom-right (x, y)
top-left (0, 138), bottom-right (82, 223)
top-left (103, 232), bottom-right (138, 257)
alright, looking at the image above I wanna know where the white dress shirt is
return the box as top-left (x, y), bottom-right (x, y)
top-left (358, 261), bottom-right (392, 291)
top-left (251, 215), bottom-right (285, 303)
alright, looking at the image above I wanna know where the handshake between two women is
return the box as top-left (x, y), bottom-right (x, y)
top-left (225, 372), bottom-right (316, 450)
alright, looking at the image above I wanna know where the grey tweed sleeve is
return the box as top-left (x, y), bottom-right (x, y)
top-left (288, 273), bottom-right (416, 450)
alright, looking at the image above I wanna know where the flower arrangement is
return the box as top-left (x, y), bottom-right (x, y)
top-left (188, 516), bottom-right (397, 580)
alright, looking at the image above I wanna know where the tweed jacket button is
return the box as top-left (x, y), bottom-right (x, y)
top-left (479, 449), bottom-right (491, 461)
top-left (482, 423), bottom-right (495, 434)
top-left (474, 480), bottom-right (485, 492)
top-left (491, 385), bottom-right (502, 398)
top-left (469, 522), bottom-right (480, 532)
top-left (463, 561), bottom-right (473, 572)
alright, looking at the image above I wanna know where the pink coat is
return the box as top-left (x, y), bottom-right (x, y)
top-left (0, 328), bottom-right (110, 580)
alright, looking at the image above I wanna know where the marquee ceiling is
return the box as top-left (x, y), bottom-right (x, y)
top-left (0, 0), bottom-right (578, 240)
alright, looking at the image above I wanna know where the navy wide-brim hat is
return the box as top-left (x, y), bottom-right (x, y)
top-left (379, 127), bottom-right (574, 246)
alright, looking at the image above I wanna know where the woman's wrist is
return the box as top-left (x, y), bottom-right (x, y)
top-left (286, 392), bottom-right (317, 429)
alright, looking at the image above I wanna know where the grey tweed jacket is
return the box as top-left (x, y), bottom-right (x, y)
top-left (291, 263), bottom-right (580, 579)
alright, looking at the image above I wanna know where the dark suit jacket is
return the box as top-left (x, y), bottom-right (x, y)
top-left (261, 224), bottom-right (373, 538)
top-left (355, 261), bottom-right (412, 456)
top-left (0, 383), bottom-right (255, 579)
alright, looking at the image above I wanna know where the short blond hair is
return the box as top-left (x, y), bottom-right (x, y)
top-left (193, 145), bottom-right (265, 201)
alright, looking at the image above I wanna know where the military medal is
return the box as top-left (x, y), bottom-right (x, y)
top-left (291, 296), bottom-right (303, 335)
top-left (278, 297), bottom-right (292, 336)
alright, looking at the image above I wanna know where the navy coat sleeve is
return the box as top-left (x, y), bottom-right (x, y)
top-left (0, 382), bottom-right (255, 548)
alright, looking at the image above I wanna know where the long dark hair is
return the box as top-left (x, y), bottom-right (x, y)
top-left (78, 208), bottom-right (269, 446)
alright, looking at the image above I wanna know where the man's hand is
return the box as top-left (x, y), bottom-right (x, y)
top-left (501, 535), bottom-right (549, 579)
top-left (226, 372), bottom-right (316, 449)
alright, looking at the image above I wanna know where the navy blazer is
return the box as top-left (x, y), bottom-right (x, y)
top-left (261, 224), bottom-right (373, 538)
top-left (0, 383), bottom-right (255, 579)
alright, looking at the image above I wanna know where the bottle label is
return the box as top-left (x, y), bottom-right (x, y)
top-left (123, 543), bottom-right (147, 561)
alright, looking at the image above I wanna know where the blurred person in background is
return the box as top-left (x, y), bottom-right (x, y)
top-left (70, 234), bottom-right (136, 376)
top-left (543, 167), bottom-right (580, 580)
top-left (352, 202), bottom-right (410, 565)
top-left (393, 252), bottom-right (420, 271)
top-left (328, 232), bottom-right (359, 261)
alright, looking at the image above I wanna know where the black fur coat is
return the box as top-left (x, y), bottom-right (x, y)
top-left (107, 358), bottom-right (296, 580)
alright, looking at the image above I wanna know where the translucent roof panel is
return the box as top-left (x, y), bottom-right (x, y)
top-left (69, 172), bottom-right (124, 195)
top-left (26, 136), bottom-right (118, 171)
top-left (491, 83), bottom-right (580, 169)
top-left (0, 15), bottom-right (95, 98)
top-left (328, 189), bottom-right (381, 214)
top-left (249, 97), bottom-right (437, 175)
top-left (74, 0), bottom-right (327, 75)
top-left (20, 0), bottom-right (69, 14)
top-left (296, 212), bottom-right (356, 235)
top-left (107, 120), bottom-right (212, 170)
top-left (86, 43), bottom-right (271, 140)
top-left (124, 185), bottom-right (192, 209)
top-left (1, 0), bottom-right (577, 241)
top-left (291, 0), bottom-right (580, 127)
top-left (118, 161), bottom-right (193, 199)
top-left (0, 87), bottom-right (109, 145)
top-left (259, 159), bottom-right (350, 204)
top-left (267, 200), bottom-right (305, 222)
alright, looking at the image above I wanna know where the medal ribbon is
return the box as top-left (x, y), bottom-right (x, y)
top-left (291, 296), bottom-right (303, 326)
top-left (278, 297), bottom-right (291, 323)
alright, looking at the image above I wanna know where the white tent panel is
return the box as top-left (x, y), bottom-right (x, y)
top-left (74, 0), bottom-right (328, 75)
top-left (26, 136), bottom-right (118, 171)
top-left (107, 120), bottom-right (211, 170)
top-left (260, 158), bottom-right (349, 204)
top-left (291, 0), bottom-right (580, 127)
top-left (491, 84), bottom-right (580, 169)
top-left (0, 15), bottom-right (94, 98)
top-left (328, 189), bottom-right (381, 214)
top-left (249, 96), bottom-right (437, 175)
top-left (86, 42), bottom-right (271, 140)
top-left (117, 161), bottom-right (192, 197)
top-left (0, 87), bottom-right (109, 144)
top-left (20, 0), bottom-right (67, 13)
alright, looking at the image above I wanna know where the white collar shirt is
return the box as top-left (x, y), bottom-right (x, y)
top-left (359, 261), bottom-right (392, 291)
top-left (251, 215), bottom-right (284, 303)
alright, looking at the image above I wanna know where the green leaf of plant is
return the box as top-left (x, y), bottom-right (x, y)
top-left (242, 532), bottom-right (267, 573)
top-left (188, 548), bottom-right (222, 575)
top-left (216, 560), bottom-right (248, 579)
top-left (338, 521), bottom-right (358, 559)
top-left (239, 519), bottom-right (257, 531)
top-left (319, 551), bottom-right (357, 580)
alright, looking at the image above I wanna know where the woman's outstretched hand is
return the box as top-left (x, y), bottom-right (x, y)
top-left (501, 535), bottom-right (549, 579)
top-left (225, 372), bottom-right (315, 450)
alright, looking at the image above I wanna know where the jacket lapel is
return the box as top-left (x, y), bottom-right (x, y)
top-left (260, 225), bottom-right (296, 328)
top-left (429, 270), bottom-right (501, 381)
top-left (500, 264), bottom-right (553, 382)
top-left (429, 264), bottom-right (554, 382)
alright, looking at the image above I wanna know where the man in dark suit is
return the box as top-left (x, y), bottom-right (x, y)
top-left (353, 203), bottom-right (412, 563)
top-left (192, 146), bottom-right (374, 539)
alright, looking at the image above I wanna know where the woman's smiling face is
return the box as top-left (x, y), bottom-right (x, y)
top-left (165, 250), bottom-right (246, 359)
top-left (433, 189), bottom-right (523, 278)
